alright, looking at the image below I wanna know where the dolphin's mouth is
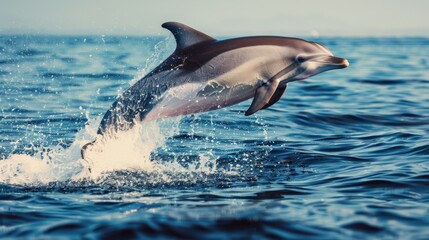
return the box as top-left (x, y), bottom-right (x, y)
top-left (312, 56), bottom-right (349, 69)
top-left (291, 55), bottom-right (349, 81)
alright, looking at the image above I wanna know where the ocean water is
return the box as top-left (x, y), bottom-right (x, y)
top-left (0, 35), bottom-right (428, 239)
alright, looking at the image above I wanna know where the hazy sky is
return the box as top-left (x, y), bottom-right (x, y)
top-left (0, 0), bottom-right (428, 36)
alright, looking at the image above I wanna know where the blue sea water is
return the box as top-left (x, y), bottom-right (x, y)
top-left (0, 34), bottom-right (429, 239)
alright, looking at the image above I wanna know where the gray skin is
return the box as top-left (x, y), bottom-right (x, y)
top-left (82, 22), bottom-right (348, 158)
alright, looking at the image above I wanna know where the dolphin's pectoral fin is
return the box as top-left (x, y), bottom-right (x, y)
top-left (162, 22), bottom-right (216, 51)
top-left (245, 80), bottom-right (280, 116)
top-left (262, 84), bottom-right (287, 110)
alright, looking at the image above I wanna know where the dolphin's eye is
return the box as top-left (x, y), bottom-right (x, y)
top-left (296, 56), bottom-right (306, 63)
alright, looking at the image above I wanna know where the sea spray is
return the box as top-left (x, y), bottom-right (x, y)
top-left (0, 115), bottom-right (225, 186)
top-left (80, 117), bottom-right (181, 178)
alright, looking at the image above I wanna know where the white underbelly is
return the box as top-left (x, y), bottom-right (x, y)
top-left (143, 80), bottom-right (256, 121)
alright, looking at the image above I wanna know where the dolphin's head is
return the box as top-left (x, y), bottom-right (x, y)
top-left (286, 41), bottom-right (349, 81)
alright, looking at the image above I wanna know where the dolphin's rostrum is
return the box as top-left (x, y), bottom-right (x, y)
top-left (82, 22), bottom-right (349, 158)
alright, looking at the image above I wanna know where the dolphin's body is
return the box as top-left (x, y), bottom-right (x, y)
top-left (82, 22), bottom-right (348, 157)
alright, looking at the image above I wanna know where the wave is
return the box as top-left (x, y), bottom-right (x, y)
top-left (290, 111), bottom-right (429, 128)
top-left (353, 78), bottom-right (429, 85)
top-left (15, 48), bottom-right (48, 57)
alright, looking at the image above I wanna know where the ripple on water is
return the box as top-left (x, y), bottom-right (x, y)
top-left (1, 36), bottom-right (429, 239)
top-left (15, 48), bottom-right (48, 57)
top-left (353, 78), bottom-right (429, 85)
top-left (290, 111), bottom-right (429, 129)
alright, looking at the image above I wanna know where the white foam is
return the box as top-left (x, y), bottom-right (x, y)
top-left (0, 115), bottom-right (224, 185)
top-left (77, 118), bottom-right (181, 179)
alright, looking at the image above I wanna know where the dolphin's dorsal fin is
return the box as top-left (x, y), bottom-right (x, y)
top-left (162, 22), bottom-right (215, 51)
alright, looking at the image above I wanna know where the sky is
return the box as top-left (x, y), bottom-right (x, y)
top-left (0, 0), bottom-right (428, 37)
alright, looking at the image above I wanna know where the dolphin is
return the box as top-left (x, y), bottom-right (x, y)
top-left (82, 22), bottom-right (348, 158)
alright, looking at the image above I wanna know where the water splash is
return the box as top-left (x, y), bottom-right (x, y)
top-left (0, 115), bottom-right (223, 186)
top-left (79, 118), bottom-right (181, 178)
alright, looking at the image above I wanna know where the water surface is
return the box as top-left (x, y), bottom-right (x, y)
top-left (1, 35), bottom-right (429, 239)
